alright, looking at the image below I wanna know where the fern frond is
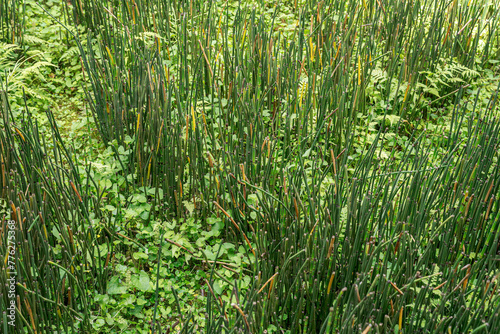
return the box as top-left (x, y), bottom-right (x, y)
top-left (23, 35), bottom-right (48, 45)
top-left (445, 61), bottom-right (479, 79)
top-left (11, 81), bottom-right (55, 103)
top-left (136, 31), bottom-right (166, 40)
top-left (371, 68), bottom-right (387, 83)
top-left (0, 43), bottom-right (19, 66)
top-left (15, 61), bottom-right (55, 80)
top-left (59, 46), bottom-right (80, 63)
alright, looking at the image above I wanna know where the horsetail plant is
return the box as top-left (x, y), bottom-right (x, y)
top-left (1, 90), bottom-right (114, 333)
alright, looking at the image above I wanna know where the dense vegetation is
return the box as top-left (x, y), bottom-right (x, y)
top-left (1, 0), bottom-right (500, 333)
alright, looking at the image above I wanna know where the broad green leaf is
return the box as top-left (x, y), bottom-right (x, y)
top-left (131, 271), bottom-right (151, 292)
top-left (107, 276), bottom-right (128, 295)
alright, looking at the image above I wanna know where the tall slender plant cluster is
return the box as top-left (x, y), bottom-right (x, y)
top-left (0, 0), bottom-right (23, 44)
top-left (1, 0), bottom-right (500, 332)
top-left (69, 0), bottom-right (500, 223)
top-left (199, 105), bottom-right (500, 333)
top-left (67, 0), bottom-right (500, 331)
top-left (0, 93), bottom-right (113, 332)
